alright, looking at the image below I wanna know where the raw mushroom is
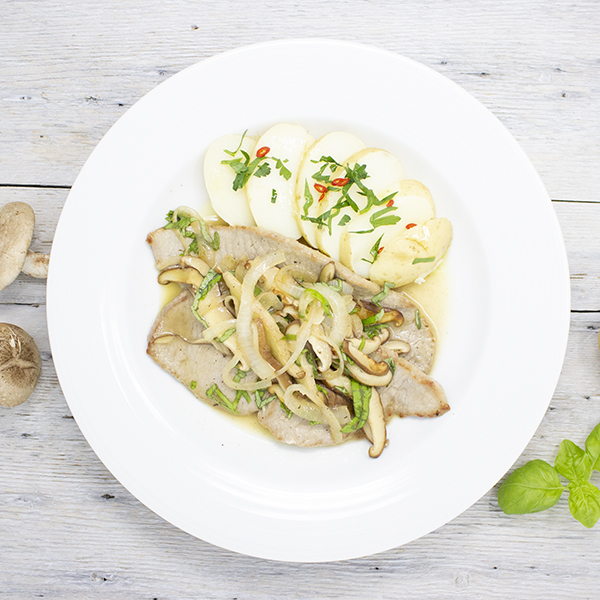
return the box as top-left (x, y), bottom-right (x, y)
top-left (0, 202), bottom-right (49, 290)
top-left (0, 323), bottom-right (42, 407)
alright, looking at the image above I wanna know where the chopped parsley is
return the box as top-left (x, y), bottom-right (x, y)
top-left (221, 134), bottom-right (292, 191)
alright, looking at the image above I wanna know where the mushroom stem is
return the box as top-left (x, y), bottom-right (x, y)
top-left (366, 388), bottom-right (387, 458)
top-left (0, 202), bottom-right (49, 290)
top-left (22, 250), bottom-right (49, 279)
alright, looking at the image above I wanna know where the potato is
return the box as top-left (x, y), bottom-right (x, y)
top-left (315, 148), bottom-right (404, 261)
top-left (204, 134), bottom-right (258, 227)
top-left (293, 131), bottom-right (365, 248)
top-left (246, 123), bottom-right (314, 240)
top-left (369, 218), bottom-right (453, 287)
top-left (339, 181), bottom-right (435, 277)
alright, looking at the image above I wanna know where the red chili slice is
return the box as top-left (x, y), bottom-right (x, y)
top-left (386, 199), bottom-right (394, 207)
top-left (314, 183), bottom-right (328, 194)
top-left (318, 192), bottom-right (326, 202)
top-left (256, 146), bottom-right (270, 158)
top-left (405, 223), bottom-right (417, 229)
top-left (331, 177), bottom-right (350, 187)
top-left (377, 246), bottom-right (385, 254)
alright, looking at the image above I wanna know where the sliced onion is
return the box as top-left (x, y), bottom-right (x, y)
top-left (303, 282), bottom-right (351, 349)
top-left (222, 354), bottom-right (271, 392)
top-left (236, 252), bottom-right (286, 380)
top-left (274, 268), bottom-right (306, 299)
top-left (201, 318), bottom-right (236, 341)
top-left (281, 383), bottom-right (325, 423)
top-left (257, 290), bottom-right (283, 312)
top-left (284, 384), bottom-right (342, 443)
top-left (269, 301), bottom-right (321, 379)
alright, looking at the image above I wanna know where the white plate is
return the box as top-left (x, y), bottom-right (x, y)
top-left (47, 39), bottom-right (570, 562)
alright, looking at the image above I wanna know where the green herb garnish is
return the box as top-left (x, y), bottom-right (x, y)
top-left (341, 379), bottom-right (371, 433)
top-left (498, 421), bottom-right (600, 528)
top-left (218, 327), bottom-right (236, 343)
top-left (271, 188), bottom-right (278, 204)
top-left (303, 288), bottom-right (332, 317)
top-left (206, 384), bottom-right (239, 413)
top-left (362, 234), bottom-right (384, 265)
top-left (415, 309), bottom-right (422, 329)
top-left (412, 256), bottom-right (435, 265)
top-left (190, 380), bottom-right (197, 390)
top-left (372, 281), bottom-right (395, 306)
top-left (254, 389), bottom-right (277, 409)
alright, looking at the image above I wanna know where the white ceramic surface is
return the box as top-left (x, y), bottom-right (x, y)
top-left (47, 39), bottom-right (570, 562)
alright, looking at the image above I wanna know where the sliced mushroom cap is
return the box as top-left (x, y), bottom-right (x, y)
top-left (343, 340), bottom-right (389, 376)
top-left (157, 266), bottom-right (204, 288)
top-left (0, 202), bottom-right (35, 291)
top-left (346, 328), bottom-right (390, 355)
top-left (0, 323), bottom-right (41, 407)
top-left (345, 361), bottom-right (393, 387)
top-left (318, 261), bottom-right (336, 283)
top-left (382, 340), bottom-right (411, 354)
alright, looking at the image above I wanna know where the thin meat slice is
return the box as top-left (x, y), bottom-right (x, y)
top-left (147, 225), bottom-right (436, 373)
top-left (378, 357), bottom-right (450, 419)
top-left (147, 291), bottom-right (259, 415)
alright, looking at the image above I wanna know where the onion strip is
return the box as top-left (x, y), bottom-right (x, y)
top-left (284, 384), bottom-right (342, 444)
top-left (236, 252), bottom-right (286, 380)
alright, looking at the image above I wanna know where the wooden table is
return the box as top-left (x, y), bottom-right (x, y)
top-left (1, 1), bottom-right (599, 597)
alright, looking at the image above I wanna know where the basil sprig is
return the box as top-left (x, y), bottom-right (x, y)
top-left (498, 421), bottom-right (600, 528)
top-left (341, 379), bottom-right (372, 433)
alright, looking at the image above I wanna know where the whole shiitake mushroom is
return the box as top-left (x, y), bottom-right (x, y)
top-left (0, 323), bottom-right (42, 407)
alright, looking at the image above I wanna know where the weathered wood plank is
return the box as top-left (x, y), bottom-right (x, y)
top-left (0, 304), bottom-right (598, 599)
top-left (1, 0), bottom-right (599, 199)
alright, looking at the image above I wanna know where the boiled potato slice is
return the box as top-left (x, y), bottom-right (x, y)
top-left (395, 179), bottom-right (436, 214)
top-left (369, 218), bottom-right (453, 287)
top-left (315, 148), bottom-right (404, 261)
top-left (339, 193), bottom-right (434, 277)
top-left (246, 123), bottom-right (315, 239)
top-left (204, 134), bottom-right (258, 227)
top-left (293, 132), bottom-right (366, 248)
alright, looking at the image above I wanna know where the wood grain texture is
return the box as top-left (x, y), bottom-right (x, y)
top-left (1, 0), bottom-right (600, 598)
top-left (1, 0), bottom-right (599, 198)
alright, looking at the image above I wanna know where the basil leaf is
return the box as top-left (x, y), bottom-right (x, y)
top-left (303, 288), bottom-right (332, 317)
top-left (412, 256), bottom-right (435, 265)
top-left (585, 422), bottom-right (600, 472)
top-left (302, 180), bottom-right (314, 217)
top-left (254, 389), bottom-right (276, 409)
top-left (218, 327), bottom-right (236, 343)
top-left (362, 234), bottom-right (384, 265)
top-left (555, 439), bottom-right (594, 483)
top-left (568, 481), bottom-right (600, 528)
top-left (206, 384), bottom-right (238, 413)
top-left (341, 379), bottom-right (371, 433)
top-left (191, 268), bottom-right (222, 322)
top-left (497, 459), bottom-right (564, 514)
top-left (372, 281), bottom-right (395, 306)
top-left (235, 389), bottom-right (252, 405)
top-left (362, 308), bottom-right (385, 326)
